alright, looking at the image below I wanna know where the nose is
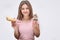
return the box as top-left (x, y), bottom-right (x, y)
top-left (24, 9), bottom-right (27, 12)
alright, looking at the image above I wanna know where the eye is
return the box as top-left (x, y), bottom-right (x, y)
top-left (26, 8), bottom-right (29, 9)
top-left (21, 8), bottom-right (24, 10)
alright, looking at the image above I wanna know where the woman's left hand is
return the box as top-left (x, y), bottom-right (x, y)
top-left (32, 20), bottom-right (40, 37)
top-left (33, 20), bottom-right (39, 28)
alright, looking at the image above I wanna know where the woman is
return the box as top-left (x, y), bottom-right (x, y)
top-left (11, 0), bottom-right (40, 40)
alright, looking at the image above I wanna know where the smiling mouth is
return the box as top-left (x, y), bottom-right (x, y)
top-left (24, 12), bottom-right (28, 14)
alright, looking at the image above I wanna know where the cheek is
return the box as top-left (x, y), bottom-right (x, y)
top-left (21, 10), bottom-right (25, 15)
top-left (21, 10), bottom-right (24, 13)
top-left (27, 9), bottom-right (30, 13)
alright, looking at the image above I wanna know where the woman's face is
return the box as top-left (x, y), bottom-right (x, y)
top-left (21, 4), bottom-right (30, 17)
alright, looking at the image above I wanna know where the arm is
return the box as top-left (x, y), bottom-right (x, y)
top-left (33, 21), bottom-right (40, 37)
top-left (14, 26), bottom-right (20, 39)
top-left (33, 14), bottom-right (40, 37)
top-left (11, 21), bottom-right (20, 39)
top-left (6, 16), bottom-right (20, 39)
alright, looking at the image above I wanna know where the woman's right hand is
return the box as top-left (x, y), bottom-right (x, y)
top-left (11, 21), bottom-right (16, 26)
top-left (12, 22), bottom-right (20, 39)
top-left (11, 19), bottom-right (20, 39)
top-left (11, 21), bottom-right (17, 31)
top-left (11, 21), bottom-right (19, 31)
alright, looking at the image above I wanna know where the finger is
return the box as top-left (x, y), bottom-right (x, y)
top-left (11, 21), bottom-right (16, 27)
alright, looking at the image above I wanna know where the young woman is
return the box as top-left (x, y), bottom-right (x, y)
top-left (11, 0), bottom-right (40, 40)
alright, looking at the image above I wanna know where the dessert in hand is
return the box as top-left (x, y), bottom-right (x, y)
top-left (33, 14), bottom-right (38, 21)
top-left (6, 16), bottom-right (16, 22)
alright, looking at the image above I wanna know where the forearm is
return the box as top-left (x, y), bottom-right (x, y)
top-left (33, 24), bottom-right (40, 37)
top-left (14, 29), bottom-right (20, 39)
top-left (11, 21), bottom-right (20, 39)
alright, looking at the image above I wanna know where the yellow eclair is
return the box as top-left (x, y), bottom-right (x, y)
top-left (6, 16), bottom-right (16, 22)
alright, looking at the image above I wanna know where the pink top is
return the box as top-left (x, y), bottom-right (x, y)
top-left (16, 19), bottom-right (35, 40)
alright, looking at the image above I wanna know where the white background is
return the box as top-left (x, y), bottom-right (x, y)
top-left (0, 0), bottom-right (60, 40)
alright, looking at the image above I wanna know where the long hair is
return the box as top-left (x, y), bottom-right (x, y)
top-left (17, 0), bottom-right (33, 20)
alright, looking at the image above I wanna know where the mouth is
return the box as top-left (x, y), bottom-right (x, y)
top-left (24, 12), bottom-right (28, 14)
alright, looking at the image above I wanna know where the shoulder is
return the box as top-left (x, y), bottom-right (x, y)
top-left (16, 19), bottom-right (22, 23)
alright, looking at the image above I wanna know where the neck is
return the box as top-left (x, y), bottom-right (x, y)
top-left (22, 16), bottom-right (30, 21)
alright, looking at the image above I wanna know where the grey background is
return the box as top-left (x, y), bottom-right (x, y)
top-left (0, 0), bottom-right (60, 40)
